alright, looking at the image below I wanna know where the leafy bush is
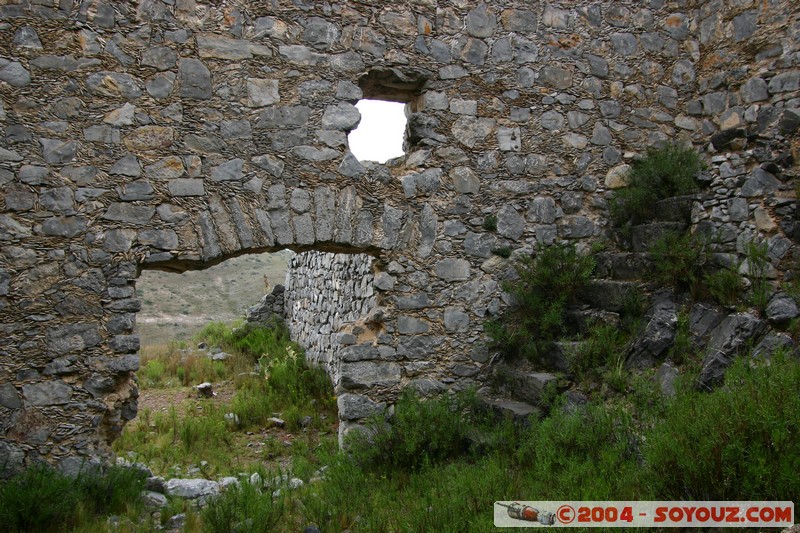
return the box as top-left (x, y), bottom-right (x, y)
top-left (705, 266), bottom-right (743, 307)
top-left (745, 241), bottom-right (771, 313)
top-left (644, 352), bottom-right (800, 500)
top-left (649, 231), bottom-right (710, 298)
top-left (348, 390), bottom-right (485, 473)
top-left (610, 143), bottom-right (701, 231)
top-left (570, 322), bottom-right (628, 380)
top-left (482, 214), bottom-right (497, 231)
top-left (0, 464), bottom-right (145, 533)
top-left (487, 243), bottom-right (595, 361)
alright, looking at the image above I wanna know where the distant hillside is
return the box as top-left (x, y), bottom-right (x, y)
top-left (136, 251), bottom-right (292, 346)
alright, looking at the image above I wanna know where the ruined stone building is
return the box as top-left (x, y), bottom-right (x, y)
top-left (0, 0), bottom-right (798, 473)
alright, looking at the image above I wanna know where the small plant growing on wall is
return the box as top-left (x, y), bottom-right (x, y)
top-left (609, 143), bottom-right (703, 232)
top-left (483, 214), bottom-right (498, 232)
top-left (486, 243), bottom-right (595, 362)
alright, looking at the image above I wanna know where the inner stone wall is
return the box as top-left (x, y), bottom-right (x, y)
top-left (283, 251), bottom-right (377, 373)
top-left (0, 0), bottom-right (798, 474)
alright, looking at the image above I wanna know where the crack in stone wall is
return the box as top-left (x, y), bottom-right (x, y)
top-left (0, 0), bottom-right (798, 474)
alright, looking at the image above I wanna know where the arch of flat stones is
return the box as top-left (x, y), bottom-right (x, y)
top-left (2, 0), bottom-right (795, 471)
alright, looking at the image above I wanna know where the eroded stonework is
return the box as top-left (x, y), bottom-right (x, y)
top-left (1, 0), bottom-right (799, 472)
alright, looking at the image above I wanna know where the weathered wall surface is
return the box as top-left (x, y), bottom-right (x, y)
top-left (0, 0), bottom-right (799, 473)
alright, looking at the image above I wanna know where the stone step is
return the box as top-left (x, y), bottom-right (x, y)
top-left (480, 397), bottom-right (540, 425)
top-left (594, 252), bottom-right (651, 280)
top-left (631, 222), bottom-right (688, 252)
top-left (565, 309), bottom-right (621, 335)
top-left (577, 280), bottom-right (641, 313)
top-left (652, 194), bottom-right (702, 223)
top-left (504, 370), bottom-right (558, 405)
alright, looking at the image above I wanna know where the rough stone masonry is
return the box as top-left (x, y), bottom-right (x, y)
top-left (1, 0), bottom-right (799, 473)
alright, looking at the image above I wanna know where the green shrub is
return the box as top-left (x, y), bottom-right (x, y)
top-left (570, 322), bottom-right (628, 379)
top-left (0, 464), bottom-right (146, 533)
top-left (491, 246), bottom-right (512, 258)
top-left (644, 352), bottom-right (800, 500)
top-left (202, 481), bottom-right (284, 533)
top-left (487, 243), bottom-right (595, 362)
top-left (705, 266), bottom-right (743, 307)
top-left (667, 311), bottom-right (692, 365)
top-left (348, 390), bottom-right (484, 473)
top-left (745, 241), bottom-right (771, 314)
top-left (482, 215), bottom-right (497, 232)
top-left (649, 231), bottom-right (710, 298)
top-left (610, 143), bottom-right (702, 230)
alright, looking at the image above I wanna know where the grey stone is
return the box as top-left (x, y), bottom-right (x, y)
top-left (590, 122), bottom-right (612, 145)
top-left (752, 333), bottom-right (794, 359)
top-left (337, 393), bottom-right (385, 420)
top-left (40, 138), bottom-right (78, 165)
top-left (142, 46), bottom-right (177, 70)
top-left (165, 479), bottom-right (220, 501)
top-left (672, 60), bottom-right (696, 86)
top-left (0, 383), bottom-right (21, 409)
top-left (340, 362), bottom-right (401, 390)
top-left (434, 258), bottom-right (471, 281)
top-left (451, 117), bottom-right (495, 148)
top-left (178, 59), bottom-right (212, 100)
top-left (463, 232), bottom-right (496, 258)
top-left (255, 106), bottom-right (311, 128)
top-left (0, 214), bottom-right (32, 240)
top-left (610, 33), bottom-right (638, 56)
top-left (0, 442), bottom-right (24, 479)
top-left (655, 362), bottom-right (678, 397)
top-left (303, 17), bottom-right (340, 50)
top-left (103, 204), bottom-right (155, 225)
top-left (5, 190), bottom-right (35, 211)
top-left (169, 179), bottom-right (204, 197)
top-left (408, 379), bottom-right (446, 396)
top-left (118, 180), bottom-right (153, 201)
top-left (19, 165), bottom-right (49, 185)
top-left (0, 61), bottom-right (31, 87)
top-left (41, 216), bottom-right (86, 237)
top-left (466, 4), bottom-right (496, 37)
top-left (104, 229), bottom-right (135, 252)
top-left (497, 127), bottom-right (521, 151)
top-left (558, 216), bottom-right (594, 239)
top-left (85, 72), bottom-right (142, 99)
top-left (539, 65), bottom-right (572, 89)
top-left (627, 300), bottom-right (678, 370)
top-left (146, 72), bottom-right (175, 99)
top-left (765, 293), bottom-right (799, 327)
top-left (540, 110), bottom-right (565, 131)
top-left (732, 10), bottom-right (758, 41)
top-left (741, 77), bottom-right (768, 103)
top-left (528, 197), bottom-right (556, 224)
top-left (210, 159), bottom-right (244, 182)
top-left (401, 169), bottom-right (442, 198)
top-left (220, 119), bottom-right (252, 140)
top-left (741, 168), bottom-right (780, 197)
top-left (727, 197), bottom-right (749, 221)
top-left (586, 54), bottom-right (608, 78)
top-left (138, 229), bottom-right (179, 250)
top-left (698, 313), bottom-right (766, 389)
top-left (23, 380), bottom-right (72, 406)
top-left (497, 205), bottom-right (525, 240)
top-left (110, 155), bottom-right (141, 177)
top-left (444, 307), bottom-right (469, 332)
top-left (450, 166), bottom-right (480, 194)
top-left (768, 71), bottom-right (800, 93)
top-left (321, 103), bottom-right (360, 131)
top-left (397, 317), bottom-right (430, 335)
top-left (13, 26), bottom-right (42, 49)
top-left (246, 78), bottom-right (280, 107)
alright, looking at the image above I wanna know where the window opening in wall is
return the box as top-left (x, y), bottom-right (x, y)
top-left (347, 99), bottom-right (407, 164)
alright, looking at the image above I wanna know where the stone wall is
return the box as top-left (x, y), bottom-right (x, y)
top-left (0, 0), bottom-right (799, 473)
top-left (283, 251), bottom-right (377, 372)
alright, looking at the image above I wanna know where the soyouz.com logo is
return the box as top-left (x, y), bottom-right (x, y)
top-left (493, 501), bottom-right (794, 528)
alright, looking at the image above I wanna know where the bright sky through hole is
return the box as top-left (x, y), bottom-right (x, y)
top-left (348, 100), bottom-right (407, 164)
